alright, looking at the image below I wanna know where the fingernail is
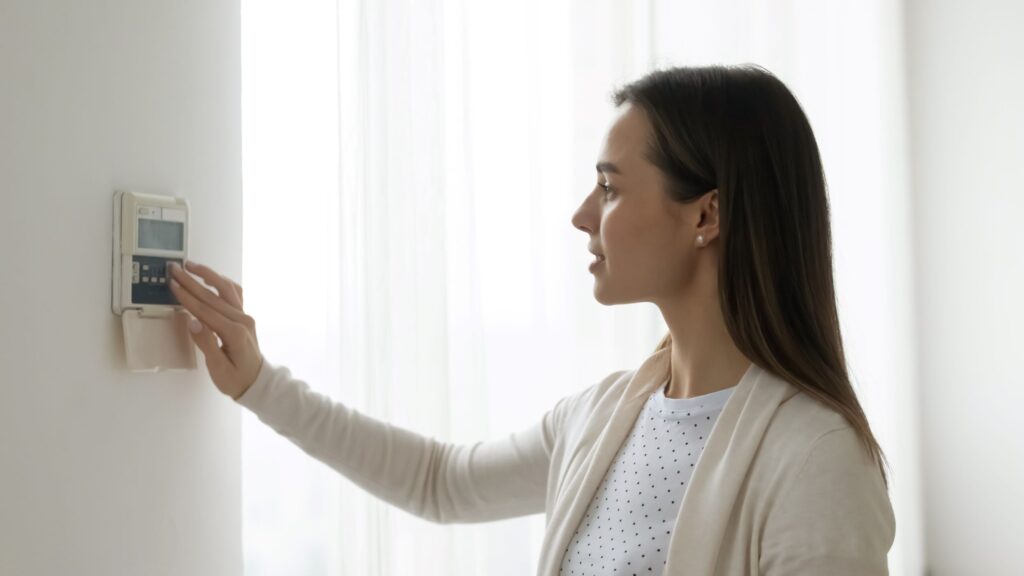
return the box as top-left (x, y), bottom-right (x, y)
top-left (189, 318), bottom-right (203, 334)
top-left (168, 262), bottom-right (180, 272)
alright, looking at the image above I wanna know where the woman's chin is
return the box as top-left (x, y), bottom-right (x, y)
top-left (593, 283), bottom-right (615, 305)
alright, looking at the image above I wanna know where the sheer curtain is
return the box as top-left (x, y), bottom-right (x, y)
top-left (240, 1), bottom-right (923, 575)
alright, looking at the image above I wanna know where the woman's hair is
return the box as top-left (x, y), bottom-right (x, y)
top-left (612, 64), bottom-right (891, 490)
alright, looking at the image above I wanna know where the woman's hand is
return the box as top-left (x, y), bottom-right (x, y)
top-left (168, 261), bottom-right (262, 400)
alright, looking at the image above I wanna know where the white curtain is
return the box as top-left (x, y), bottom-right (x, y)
top-left (240, 1), bottom-right (923, 575)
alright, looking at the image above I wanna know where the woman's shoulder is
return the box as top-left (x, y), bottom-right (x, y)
top-left (755, 371), bottom-right (864, 470)
top-left (772, 380), bottom-right (851, 435)
top-left (549, 368), bottom-right (634, 433)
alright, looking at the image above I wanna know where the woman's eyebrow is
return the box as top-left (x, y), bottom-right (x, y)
top-left (596, 161), bottom-right (622, 175)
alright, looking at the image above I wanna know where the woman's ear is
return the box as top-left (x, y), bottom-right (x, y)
top-left (696, 189), bottom-right (720, 242)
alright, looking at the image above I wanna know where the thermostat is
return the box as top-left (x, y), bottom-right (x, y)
top-left (112, 190), bottom-right (190, 316)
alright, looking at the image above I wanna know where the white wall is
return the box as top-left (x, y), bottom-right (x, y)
top-left (905, 1), bottom-right (1024, 574)
top-left (0, 1), bottom-right (243, 574)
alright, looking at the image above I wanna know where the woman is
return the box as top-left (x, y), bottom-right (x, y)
top-left (168, 64), bottom-right (895, 575)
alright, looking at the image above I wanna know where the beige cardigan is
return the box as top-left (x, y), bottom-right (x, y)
top-left (235, 345), bottom-right (895, 575)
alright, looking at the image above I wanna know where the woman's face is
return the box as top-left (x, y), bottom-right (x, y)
top-left (571, 103), bottom-right (709, 305)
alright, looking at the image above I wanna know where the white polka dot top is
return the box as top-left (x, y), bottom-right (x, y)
top-left (558, 377), bottom-right (738, 576)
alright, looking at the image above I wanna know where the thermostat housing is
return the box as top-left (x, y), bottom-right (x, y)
top-left (112, 190), bottom-right (190, 317)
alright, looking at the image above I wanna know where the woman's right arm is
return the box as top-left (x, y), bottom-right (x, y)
top-left (235, 356), bottom-right (564, 524)
top-left (167, 260), bottom-right (563, 524)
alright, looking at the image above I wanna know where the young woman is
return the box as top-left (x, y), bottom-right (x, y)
top-left (168, 64), bottom-right (895, 576)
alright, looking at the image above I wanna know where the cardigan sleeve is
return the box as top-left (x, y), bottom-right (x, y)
top-left (759, 426), bottom-right (896, 575)
top-left (234, 355), bottom-right (567, 524)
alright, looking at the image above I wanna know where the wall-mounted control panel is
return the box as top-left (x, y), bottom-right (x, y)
top-left (112, 191), bottom-right (190, 316)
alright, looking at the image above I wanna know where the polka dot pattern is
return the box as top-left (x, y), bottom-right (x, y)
top-left (558, 379), bottom-right (736, 575)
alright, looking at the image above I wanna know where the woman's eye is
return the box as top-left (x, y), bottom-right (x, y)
top-left (600, 183), bottom-right (615, 198)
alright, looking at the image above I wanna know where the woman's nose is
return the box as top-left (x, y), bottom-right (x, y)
top-left (571, 202), bottom-right (594, 234)
top-left (571, 212), bottom-right (590, 234)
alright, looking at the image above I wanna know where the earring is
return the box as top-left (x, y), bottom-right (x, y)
top-left (697, 235), bottom-right (704, 246)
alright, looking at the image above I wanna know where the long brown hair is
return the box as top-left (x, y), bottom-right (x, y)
top-left (612, 64), bottom-right (890, 490)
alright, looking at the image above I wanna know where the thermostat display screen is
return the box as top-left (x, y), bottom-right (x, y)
top-left (138, 218), bottom-right (184, 251)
